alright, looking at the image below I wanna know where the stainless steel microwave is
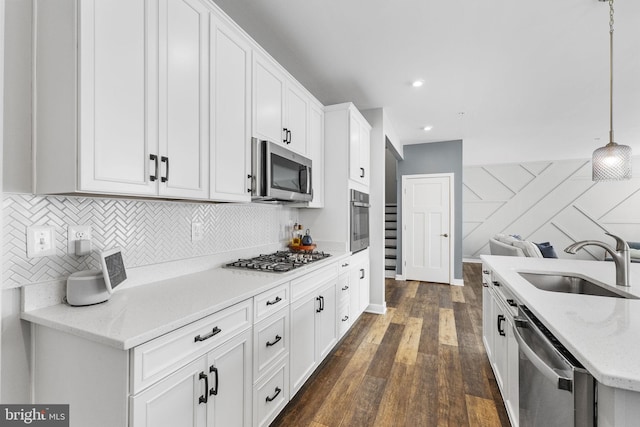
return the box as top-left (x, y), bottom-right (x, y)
top-left (251, 138), bottom-right (313, 202)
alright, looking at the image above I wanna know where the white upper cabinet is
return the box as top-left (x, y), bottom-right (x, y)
top-left (35, 0), bottom-right (322, 202)
top-left (209, 13), bottom-right (252, 202)
top-left (306, 102), bottom-right (324, 208)
top-left (252, 53), bottom-right (309, 155)
top-left (158, 0), bottom-right (210, 199)
top-left (284, 83), bottom-right (309, 155)
top-left (348, 112), bottom-right (371, 188)
top-left (35, 0), bottom-right (209, 199)
top-left (253, 54), bottom-right (286, 147)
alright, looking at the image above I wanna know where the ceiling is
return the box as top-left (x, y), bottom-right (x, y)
top-left (213, 0), bottom-right (640, 165)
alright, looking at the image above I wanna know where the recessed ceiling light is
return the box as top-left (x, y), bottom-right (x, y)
top-left (412, 79), bottom-right (425, 88)
top-left (423, 126), bottom-right (433, 132)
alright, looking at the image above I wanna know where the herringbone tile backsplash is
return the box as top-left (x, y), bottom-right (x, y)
top-left (3, 194), bottom-right (297, 289)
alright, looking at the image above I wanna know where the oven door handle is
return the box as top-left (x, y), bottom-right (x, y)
top-left (352, 202), bottom-right (370, 208)
top-left (513, 321), bottom-right (573, 392)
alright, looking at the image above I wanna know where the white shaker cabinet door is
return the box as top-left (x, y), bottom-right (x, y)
top-left (130, 357), bottom-right (207, 427)
top-left (315, 280), bottom-right (337, 362)
top-left (306, 102), bottom-right (324, 208)
top-left (289, 295), bottom-right (317, 396)
top-left (158, 0), bottom-right (210, 199)
top-left (348, 114), bottom-right (361, 183)
top-left (253, 55), bottom-right (286, 145)
top-left (207, 329), bottom-right (253, 427)
top-left (284, 83), bottom-right (309, 155)
top-left (359, 122), bottom-right (371, 187)
top-left (210, 15), bottom-right (252, 202)
top-left (78, 0), bottom-right (156, 195)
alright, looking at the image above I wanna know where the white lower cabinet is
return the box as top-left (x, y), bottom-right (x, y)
top-left (31, 259), bottom-right (359, 427)
top-left (131, 329), bottom-right (252, 427)
top-left (482, 266), bottom-right (519, 427)
top-left (254, 359), bottom-right (289, 427)
top-left (290, 271), bottom-right (338, 396)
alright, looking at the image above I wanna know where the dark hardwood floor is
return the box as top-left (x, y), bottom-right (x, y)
top-left (271, 263), bottom-right (510, 427)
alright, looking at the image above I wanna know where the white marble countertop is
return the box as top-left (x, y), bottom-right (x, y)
top-left (22, 252), bottom-right (349, 350)
top-left (481, 255), bottom-right (640, 392)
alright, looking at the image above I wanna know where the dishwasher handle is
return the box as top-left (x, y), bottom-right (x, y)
top-left (513, 320), bottom-right (573, 392)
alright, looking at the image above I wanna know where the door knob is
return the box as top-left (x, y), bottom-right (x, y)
top-left (441, 233), bottom-right (449, 238)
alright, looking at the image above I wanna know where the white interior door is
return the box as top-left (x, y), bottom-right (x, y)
top-left (403, 175), bottom-right (451, 283)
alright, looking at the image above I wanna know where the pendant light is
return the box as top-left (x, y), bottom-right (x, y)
top-left (592, 0), bottom-right (632, 181)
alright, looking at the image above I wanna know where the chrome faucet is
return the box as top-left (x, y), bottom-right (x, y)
top-left (564, 233), bottom-right (630, 287)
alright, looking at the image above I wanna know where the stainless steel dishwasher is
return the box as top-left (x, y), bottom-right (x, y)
top-left (513, 305), bottom-right (595, 427)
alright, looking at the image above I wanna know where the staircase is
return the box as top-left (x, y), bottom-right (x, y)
top-left (385, 204), bottom-right (398, 277)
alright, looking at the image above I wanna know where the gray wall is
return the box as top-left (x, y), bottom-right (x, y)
top-left (396, 140), bottom-right (463, 281)
top-left (385, 147), bottom-right (397, 205)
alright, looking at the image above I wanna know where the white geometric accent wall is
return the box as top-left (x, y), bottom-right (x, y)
top-left (463, 158), bottom-right (640, 260)
top-left (3, 194), bottom-right (297, 289)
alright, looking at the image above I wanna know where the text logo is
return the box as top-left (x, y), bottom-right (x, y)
top-left (0, 405), bottom-right (69, 427)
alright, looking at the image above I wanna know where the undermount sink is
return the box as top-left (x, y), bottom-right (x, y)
top-left (519, 272), bottom-right (637, 299)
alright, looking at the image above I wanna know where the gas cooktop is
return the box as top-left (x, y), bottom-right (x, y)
top-left (226, 251), bottom-right (331, 273)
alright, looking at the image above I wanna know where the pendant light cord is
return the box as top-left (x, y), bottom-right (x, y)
top-left (609, 0), bottom-right (614, 144)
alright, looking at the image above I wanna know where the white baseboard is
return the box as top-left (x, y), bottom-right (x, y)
top-left (451, 278), bottom-right (464, 286)
top-left (365, 302), bottom-right (387, 315)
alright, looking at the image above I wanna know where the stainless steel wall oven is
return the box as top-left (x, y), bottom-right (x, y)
top-left (350, 189), bottom-right (369, 253)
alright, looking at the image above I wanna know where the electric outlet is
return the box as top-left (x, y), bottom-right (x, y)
top-left (192, 222), bottom-right (204, 242)
top-left (68, 225), bottom-right (92, 254)
top-left (27, 226), bottom-right (56, 258)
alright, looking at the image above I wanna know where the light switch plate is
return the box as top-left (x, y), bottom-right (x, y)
top-left (27, 226), bottom-right (56, 258)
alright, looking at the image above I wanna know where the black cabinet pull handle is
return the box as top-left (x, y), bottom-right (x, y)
top-left (492, 281), bottom-right (500, 287)
top-left (507, 299), bottom-right (517, 307)
top-left (150, 154), bottom-right (159, 182)
top-left (342, 315), bottom-right (349, 322)
top-left (265, 386), bottom-right (282, 403)
top-left (194, 326), bottom-right (221, 342)
top-left (360, 167), bottom-right (365, 178)
top-left (266, 296), bottom-right (282, 306)
top-left (341, 285), bottom-right (349, 291)
top-left (266, 335), bottom-right (282, 347)
top-left (360, 269), bottom-right (365, 280)
top-left (198, 372), bottom-right (208, 404)
top-left (341, 262), bottom-right (350, 267)
top-left (316, 296), bottom-right (322, 313)
top-left (283, 128), bottom-right (288, 144)
top-left (287, 129), bottom-right (292, 144)
top-left (161, 156), bottom-right (169, 182)
top-left (482, 282), bottom-right (489, 288)
top-left (483, 270), bottom-right (490, 274)
top-left (497, 315), bottom-right (506, 336)
top-left (320, 295), bottom-right (325, 312)
top-left (209, 365), bottom-right (219, 396)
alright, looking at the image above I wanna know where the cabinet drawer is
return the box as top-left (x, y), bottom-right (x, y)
top-left (291, 263), bottom-right (338, 302)
top-left (337, 301), bottom-right (350, 338)
top-left (254, 282), bottom-right (289, 323)
top-left (254, 360), bottom-right (289, 427)
top-left (131, 299), bottom-right (252, 394)
top-left (254, 308), bottom-right (289, 382)
top-left (338, 258), bottom-right (351, 273)
top-left (337, 273), bottom-right (350, 306)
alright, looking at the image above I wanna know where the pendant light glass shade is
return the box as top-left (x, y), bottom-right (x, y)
top-left (592, 142), bottom-right (632, 180)
top-left (591, 0), bottom-right (632, 182)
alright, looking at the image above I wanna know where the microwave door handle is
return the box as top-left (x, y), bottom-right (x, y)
top-left (307, 166), bottom-right (312, 195)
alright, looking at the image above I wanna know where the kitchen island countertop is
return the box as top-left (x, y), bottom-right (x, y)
top-left (481, 255), bottom-right (640, 392)
top-left (22, 252), bottom-right (349, 350)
